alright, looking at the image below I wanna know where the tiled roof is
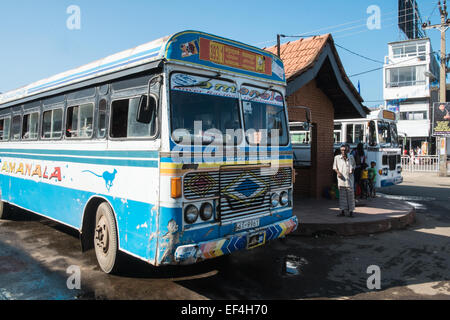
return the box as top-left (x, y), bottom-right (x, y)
top-left (265, 35), bottom-right (330, 81)
top-left (264, 34), bottom-right (363, 104)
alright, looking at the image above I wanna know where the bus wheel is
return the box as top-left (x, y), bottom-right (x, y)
top-left (0, 201), bottom-right (10, 220)
top-left (94, 202), bottom-right (119, 274)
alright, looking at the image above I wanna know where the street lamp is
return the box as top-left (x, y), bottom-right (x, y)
top-left (424, 71), bottom-right (437, 81)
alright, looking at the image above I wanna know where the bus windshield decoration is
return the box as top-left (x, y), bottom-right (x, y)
top-left (0, 30), bottom-right (297, 274)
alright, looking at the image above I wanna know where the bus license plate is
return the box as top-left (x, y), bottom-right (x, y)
top-left (235, 218), bottom-right (260, 232)
top-left (247, 232), bottom-right (266, 249)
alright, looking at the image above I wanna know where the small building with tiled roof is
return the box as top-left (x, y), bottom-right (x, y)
top-left (265, 34), bottom-right (368, 198)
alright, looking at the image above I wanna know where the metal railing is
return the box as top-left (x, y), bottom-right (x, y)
top-left (401, 155), bottom-right (440, 172)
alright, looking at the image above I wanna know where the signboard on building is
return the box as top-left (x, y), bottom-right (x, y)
top-left (398, 0), bottom-right (425, 40)
top-left (432, 102), bottom-right (450, 136)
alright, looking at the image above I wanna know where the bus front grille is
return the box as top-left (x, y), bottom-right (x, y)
top-left (183, 172), bottom-right (220, 199)
top-left (183, 167), bottom-right (292, 221)
top-left (219, 167), bottom-right (292, 221)
top-left (382, 155), bottom-right (400, 171)
top-left (388, 156), bottom-right (397, 171)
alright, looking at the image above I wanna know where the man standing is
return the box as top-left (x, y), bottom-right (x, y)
top-left (333, 144), bottom-right (356, 217)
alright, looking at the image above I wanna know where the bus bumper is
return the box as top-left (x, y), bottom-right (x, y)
top-left (381, 176), bottom-right (403, 187)
top-left (173, 216), bottom-right (298, 265)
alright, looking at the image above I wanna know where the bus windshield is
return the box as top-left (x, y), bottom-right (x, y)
top-left (170, 73), bottom-right (288, 146)
top-left (377, 121), bottom-right (399, 147)
top-left (377, 121), bottom-right (391, 145)
top-left (241, 86), bottom-right (288, 146)
top-left (170, 74), bottom-right (241, 144)
top-left (243, 100), bottom-right (288, 146)
top-left (390, 122), bottom-right (399, 147)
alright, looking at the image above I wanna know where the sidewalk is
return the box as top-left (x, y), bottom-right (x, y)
top-left (291, 196), bottom-right (415, 236)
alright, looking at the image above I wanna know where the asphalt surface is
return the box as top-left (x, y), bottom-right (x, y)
top-left (0, 172), bottom-right (449, 300)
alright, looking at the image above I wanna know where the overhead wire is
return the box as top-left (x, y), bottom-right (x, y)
top-left (256, 6), bottom-right (418, 46)
top-left (348, 51), bottom-right (438, 78)
top-left (334, 43), bottom-right (385, 64)
top-left (256, 3), bottom-right (436, 47)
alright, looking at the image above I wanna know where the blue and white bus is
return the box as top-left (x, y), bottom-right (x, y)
top-left (0, 31), bottom-right (298, 273)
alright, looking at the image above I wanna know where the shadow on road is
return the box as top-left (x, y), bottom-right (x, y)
top-left (1, 191), bottom-right (449, 300)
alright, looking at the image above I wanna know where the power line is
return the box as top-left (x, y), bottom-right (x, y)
top-left (335, 14), bottom-right (427, 39)
top-left (349, 66), bottom-right (384, 78)
top-left (257, 2), bottom-right (438, 47)
top-left (294, 6), bottom-right (417, 36)
top-left (272, 35), bottom-right (387, 65)
top-left (425, 2), bottom-right (439, 21)
top-left (348, 51), bottom-right (438, 78)
top-left (258, 10), bottom-right (423, 47)
top-left (334, 43), bottom-right (385, 64)
top-left (255, 7), bottom-right (418, 46)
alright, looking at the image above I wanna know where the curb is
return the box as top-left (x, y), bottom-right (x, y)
top-left (292, 207), bottom-right (416, 237)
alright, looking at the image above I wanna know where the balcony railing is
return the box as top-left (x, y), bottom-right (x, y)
top-left (386, 80), bottom-right (426, 88)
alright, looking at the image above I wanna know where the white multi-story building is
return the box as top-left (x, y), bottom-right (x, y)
top-left (383, 38), bottom-right (439, 154)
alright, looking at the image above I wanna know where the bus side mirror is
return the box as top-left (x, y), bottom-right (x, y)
top-left (305, 109), bottom-right (311, 124)
top-left (303, 122), bottom-right (310, 132)
top-left (137, 95), bottom-right (156, 124)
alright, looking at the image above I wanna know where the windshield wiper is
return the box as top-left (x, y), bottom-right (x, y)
top-left (174, 72), bottom-right (221, 89)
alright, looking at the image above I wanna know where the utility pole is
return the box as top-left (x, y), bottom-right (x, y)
top-left (276, 34), bottom-right (286, 58)
top-left (423, 0), bottom-right (450, 176)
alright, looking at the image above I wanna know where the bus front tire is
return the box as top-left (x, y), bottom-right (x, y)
top-left (0, 201), bottom-right (10, 220)
top-left (94, 202), bottom-right (120, 274)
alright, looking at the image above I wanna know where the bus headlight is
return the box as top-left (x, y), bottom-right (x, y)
top-left (383, 168), bottom-right (388, 176)
top-left (271, 193), bottom-right (279, 207)
top-left (184, 205), bottom-right (199, 224)
top-left (199, 203), bottom-right (213, 221)
top-left (280, 191), bottom-right (289, 206)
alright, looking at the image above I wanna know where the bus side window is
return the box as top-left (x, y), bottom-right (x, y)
top-left (368, 121), bottom-right (377, 146)
top-left (66, 103), bottom-right (94, 139)
top-left (346, 124), bottom-right (353, 144)
top-left (334, 131), bottom-right (341, 144)
top-left (110, 96), bottom-right (157, 139)
top-left (11, 115), bottom-right (21, 141)
top-left (42, 108), bottom-right (63, 139)
top-left (22, 112), bottom-right (39, 140)
top-left (0, 117), bottom-right (11, 141)
top-left (354, 124), bottom-right (364, 143)
top-left (97, 99), bottom-right (107, 139)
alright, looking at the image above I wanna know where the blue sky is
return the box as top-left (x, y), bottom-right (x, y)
top-left (0, 0), bottom-right (445, 108)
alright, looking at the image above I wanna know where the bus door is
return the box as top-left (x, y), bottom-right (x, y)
top-left (107, 74), bottom-right (162, 262)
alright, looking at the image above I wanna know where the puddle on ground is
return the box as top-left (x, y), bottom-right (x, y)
top-left (405, 201), bottom-right (427, 210)
top-left (378, 193), bottom-right (436, 202)
top-left (283, 255), bottom-right (309, 276)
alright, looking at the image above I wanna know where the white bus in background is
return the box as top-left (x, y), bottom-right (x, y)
top-left (290, 109), bottom-right (403, 188)
top-left (334, 109), bottom-right (403, 188)
top-left (290, 122), bottom-right (311, 167)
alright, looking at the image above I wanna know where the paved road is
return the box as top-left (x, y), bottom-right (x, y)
top-left (0, 172), bottom-right (449, 300)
